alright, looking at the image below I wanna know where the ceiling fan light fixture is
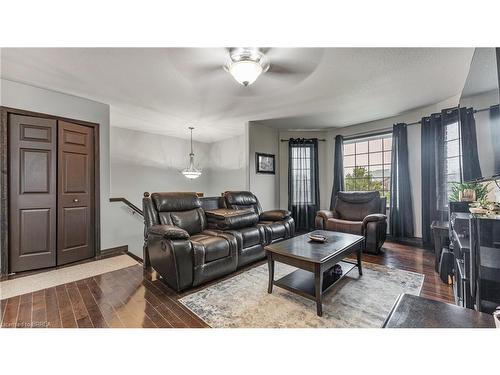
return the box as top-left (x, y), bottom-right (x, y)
top-left (228, 60), bottom-right (263, 86)
top-left (224, 48), bottom-right (270, 86)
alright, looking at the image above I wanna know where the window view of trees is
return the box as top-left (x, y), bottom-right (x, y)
top-left (344, 166), bottom-right (389, 203)
top-left (343, 134), bottom-right (392, 206)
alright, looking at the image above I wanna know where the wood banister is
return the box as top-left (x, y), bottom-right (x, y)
top-left (110, 198), bottom-right (143, 216)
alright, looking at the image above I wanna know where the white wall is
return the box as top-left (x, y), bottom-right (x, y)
top-left (248, 122), bottom-right (279, 210)
top-left (110, 126), bottom-right (212, 257)
top-left (109, 128), bottom-right (248, 257)
top-left (0, 79), bottom-right (126, 262)
top-left (208, 134), bottom-right (248, 195)
top-left (1, 79), bottom-right (250, 262)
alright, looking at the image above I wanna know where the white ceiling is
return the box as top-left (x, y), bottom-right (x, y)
top-left (0, 48), bottom-right (474, 142)
top-left (461, 48), bottom-right (499, 98)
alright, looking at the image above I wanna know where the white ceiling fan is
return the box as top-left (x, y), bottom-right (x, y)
top-left (223, 47), bottom-right (271, 86)
top-left (170, 47), bottom-right (323, 93)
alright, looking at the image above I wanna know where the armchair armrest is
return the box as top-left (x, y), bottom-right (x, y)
top-left (362, 214), bottom-right (387, 226)
top-left (259, 209), bottom-right (291, 221)
top-left (147, 224), bottom-right (190, 240)
top-left (315, 210), bottom-right (339, 230)
top-left (316, 210), bottom-right (336, 220)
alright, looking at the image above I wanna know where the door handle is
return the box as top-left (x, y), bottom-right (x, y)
top-left (73, 198), bottom-right (79, 202)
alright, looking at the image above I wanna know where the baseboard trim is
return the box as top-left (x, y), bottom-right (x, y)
top-left (100, 245), bottom-right (128, 256)
top-left (100, 245), bottom-right (146, 264)
top-left (125, 251), bottom-right (143, 264)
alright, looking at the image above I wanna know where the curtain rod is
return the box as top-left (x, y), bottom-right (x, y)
top-left (278, 105), bottom-right (497, 142)
top-left (344, 104), bottom-right (498, 139)
top-left (280, 138), bottom-right (326, 142)
top-left (403, 106), bottom-right (493, 126)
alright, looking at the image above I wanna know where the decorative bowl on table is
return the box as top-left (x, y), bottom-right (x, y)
top-left (308, 233), bottom-right (328, 243)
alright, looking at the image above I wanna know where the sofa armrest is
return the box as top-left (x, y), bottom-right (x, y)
top-left (146, 229), bottom-right (193, 291)
top-left (362, 214), bottom-right (387, 226)
top-left (259, 209), bottom-right (291, 221)
top-left (147, 224), bottom-right (190, 240)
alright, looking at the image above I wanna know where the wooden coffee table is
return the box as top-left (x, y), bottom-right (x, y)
top-left (265, 230), bottom-right (364, 316)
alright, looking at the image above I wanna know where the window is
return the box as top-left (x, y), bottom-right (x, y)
top-left (290, 145), bottom-right (314, 205)
top-left (343, 133), bottom-right (392, 205)
top-left (444, 120), bottom-right (462, 201)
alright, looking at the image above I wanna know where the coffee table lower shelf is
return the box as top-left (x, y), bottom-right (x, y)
top-left (273, 260), bottom-right (357, 301)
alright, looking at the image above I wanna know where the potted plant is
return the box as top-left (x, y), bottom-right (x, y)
top-left (449, 182), bottom-right (490, 202)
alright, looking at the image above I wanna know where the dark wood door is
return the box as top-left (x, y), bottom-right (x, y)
top-left (57, 121), bottom-right (95, 265)
top-left (9, 114), bottom-right (57, 272)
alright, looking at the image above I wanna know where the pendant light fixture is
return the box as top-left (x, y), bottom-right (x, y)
top-left (223, 48), bottom-right (270, 86)
top-left (181, 126), bottom-right (202, 179)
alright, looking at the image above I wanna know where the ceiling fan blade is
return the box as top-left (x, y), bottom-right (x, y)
top-left (268, 63), bottom-right (310, 75)
top-left (193, 65), bottom-right (223, 75)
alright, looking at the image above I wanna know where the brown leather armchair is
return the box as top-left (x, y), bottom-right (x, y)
top-left (315, 191), bottom-right (387, 254)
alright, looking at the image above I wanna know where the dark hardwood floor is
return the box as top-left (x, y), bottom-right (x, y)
top-left (354, 241), bottom-right (455, 304)
top-left (0, 241), bottom-right (453, 328)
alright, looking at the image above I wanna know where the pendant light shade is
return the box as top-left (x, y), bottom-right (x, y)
top-left (182, 127), bottom-right (202, 179)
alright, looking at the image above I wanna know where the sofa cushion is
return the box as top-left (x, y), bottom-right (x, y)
top-left (259, 221), bottom-right (287, 241)
top-left (169, 209), bottom-right (205, 235)
top-left (325, 218), bottom-right (363, 235)
top-left (237, 227), bottom-right (263, 248)
top-left (223, 226), bottom-right (265, 249)
top-left (152, 192), bottom-right (201, 212)
top-left (224, 191), bottom-right (258, 206)
top-left (335, 191), bottom-right (381, 221)
top-left (223, 191), bottom-right (260, 214)
top-left (190, 233), bottom-right (230, 263)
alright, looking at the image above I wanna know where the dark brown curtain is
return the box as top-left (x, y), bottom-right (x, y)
top-left (459, 107), bottom-right (482, 181)
top-left (288, 138), bottom-right (320, 231)
top-left (390, 123), bottom-right (414, 239)
top-left (421, 109), bottom-right (456, 248)
top-left (330, 135), bottom-right (344, 210)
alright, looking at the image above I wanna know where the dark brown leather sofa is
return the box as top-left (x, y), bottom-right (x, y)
top-left (315, 191), bottom-right (387, 254)
top-left (223, 191), bottom-right (295, 246)
top-left (143, 191), bottom-right (295, 291)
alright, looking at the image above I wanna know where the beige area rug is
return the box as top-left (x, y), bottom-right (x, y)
top-left (0, 255), bottom-right (138, 300)
top-left (179, 262), bottom-right (424, 328)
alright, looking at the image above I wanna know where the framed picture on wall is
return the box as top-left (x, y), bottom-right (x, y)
top-left (256, 152), bottom-right (275, 174)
